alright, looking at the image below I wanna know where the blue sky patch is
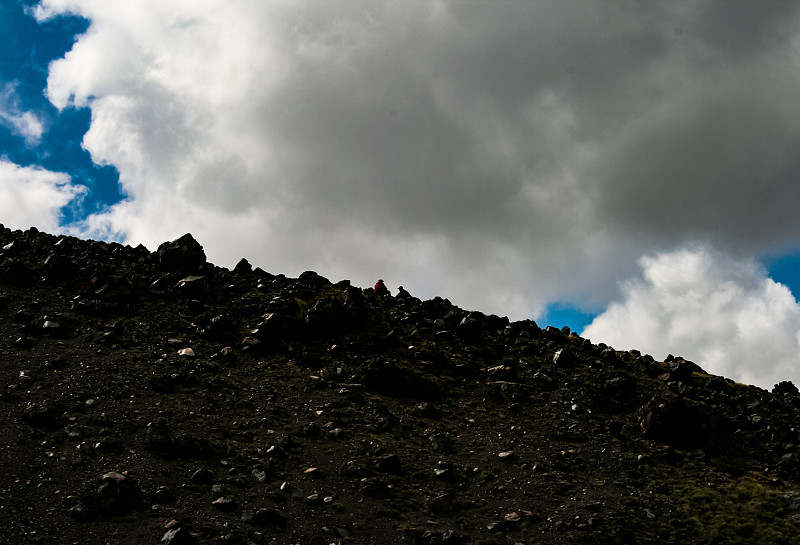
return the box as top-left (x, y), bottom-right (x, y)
top-left (0, 1), bottom-right (121, 224)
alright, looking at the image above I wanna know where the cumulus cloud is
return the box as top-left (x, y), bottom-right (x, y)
top-left (0, 83), bottom-right (44, 145)
top-left (29, 0), bottom-right (800, 331)
top-left (583, 245), bottom-right (800, 390)
top-left (0, 160), bottom-right (86, 232)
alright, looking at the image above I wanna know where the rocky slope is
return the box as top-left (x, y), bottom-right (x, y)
top-left (2, 224), bottom-right (800, 544)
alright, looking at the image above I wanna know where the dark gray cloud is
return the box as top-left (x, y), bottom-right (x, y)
top-left (594, 56), bottom-right (800, 255)
top-left (695, 0), bottom-right (799, 60)
top-left (31, 0), bottom-right (800, 332)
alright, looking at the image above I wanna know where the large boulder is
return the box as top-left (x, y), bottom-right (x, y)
top-left (155, 234), bottom-right (206, 274)
top-left (639, 397), bottom-right (710, 450)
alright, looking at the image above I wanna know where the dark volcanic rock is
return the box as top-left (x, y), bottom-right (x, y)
top-left (233, 258), bottom-right (252, 274)
top-left (0, 224), bottom-right (799, 545)
top-left (774, 381), bottom-right (800, 396)
top-left (155, 233), bottom-right (206, 273)
top-left (639, 397), bottom-right (710, 450)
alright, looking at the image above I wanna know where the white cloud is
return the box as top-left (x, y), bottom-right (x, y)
top-left (28, 0), bottom-right (800, 366)
top-left (0, 83), bottom-right (44, 145)
top-left (583, 245), bottom-right (800, 390)
top-left (0, 160), bottom-right (86, 232)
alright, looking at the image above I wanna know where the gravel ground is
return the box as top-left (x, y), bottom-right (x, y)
top-left (1, 225), bottom-right (799, 545)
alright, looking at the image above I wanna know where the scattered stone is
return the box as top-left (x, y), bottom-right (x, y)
top-left (153, 486), bottom-right (176, 503)
top-left (66, 498), bottom-right (91, 521)
top-left (457, 313), bottom-right (483, 340)
top-left (69, 470), bottom-right (139, 519)
top-left (22, 401), bottom-right (65, 430)
top-left (251, 507), bottom-right (285, 526)
top-left (305, 493), bottom-right (322, 505)
top-left (191, 469), bottom-right (214, 484)
top-left (553, 348), bottom-right (580, 367)
top-left (359, 477), bottom-right (391, 497)
top-left (504, 511), bottom-right (521, 523)
top-left (218, 345), bottom-right (235, 358)
top-left (375, 453), bottom-right (403, 474)
top-left (161, 527), bottom-right (194, 544)
top-left (211, 496), bottom-right (237, 512)
top-left (418, 530), bottom-right (465, 544)
top-left (176, 276), bottom-right (207, 297)
top-left (14, 336), bottom-right (34, 348)
top-left (42, 320), bottom-right (60, 331)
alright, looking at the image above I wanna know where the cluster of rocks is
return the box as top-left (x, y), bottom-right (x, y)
top-left (1, 224), bottom-right (800, 544)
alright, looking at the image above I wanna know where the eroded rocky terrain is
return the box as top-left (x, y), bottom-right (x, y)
top-left (2, 224), bottom-right (800, 544)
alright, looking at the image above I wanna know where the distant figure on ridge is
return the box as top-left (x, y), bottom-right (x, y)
top-left (396, 285), bottom-right (411, 299)
top-left (374, 279), bottom-right (389, 297)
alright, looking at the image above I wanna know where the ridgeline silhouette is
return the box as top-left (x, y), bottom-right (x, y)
top-left (1, 225), bottom-right (800, 544)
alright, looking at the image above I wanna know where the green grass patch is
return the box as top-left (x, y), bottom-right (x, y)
top-left (673, 474), bottom-right (795, 545)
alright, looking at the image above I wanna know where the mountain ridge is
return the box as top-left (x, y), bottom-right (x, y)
top-left (1, 224), bottom-right (799, 544)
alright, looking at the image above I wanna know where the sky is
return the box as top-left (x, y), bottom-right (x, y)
top-left (3, 0), bottom-right (800, 389)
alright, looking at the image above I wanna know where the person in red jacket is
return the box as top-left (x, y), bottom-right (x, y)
top-left (374, 279), bottom-right (389, 297)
